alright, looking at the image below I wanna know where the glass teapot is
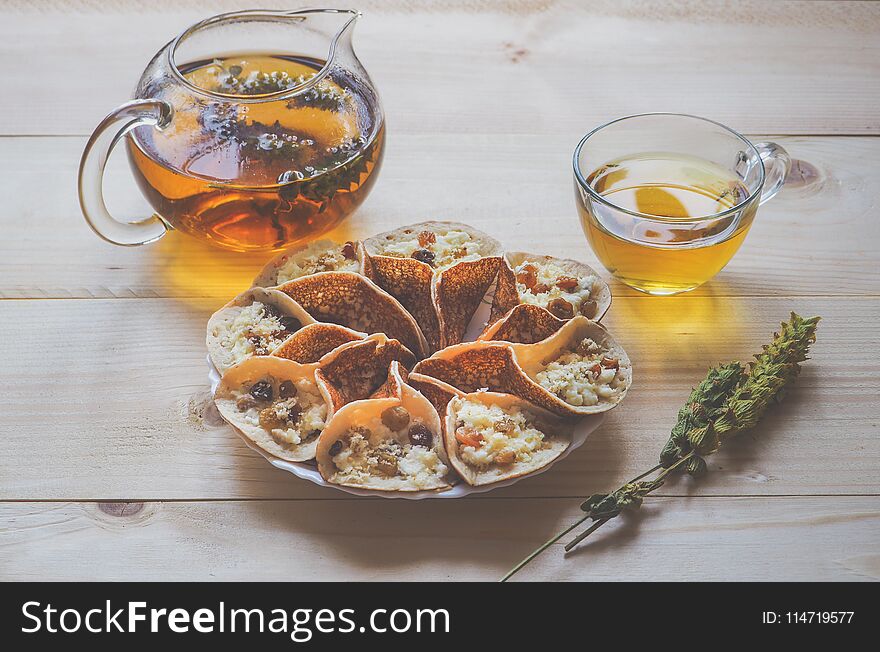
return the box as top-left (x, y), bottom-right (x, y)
top-left (78, 9), bottom-right (385, 252)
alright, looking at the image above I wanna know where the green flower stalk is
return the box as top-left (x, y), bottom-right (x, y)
top-left (501, 312), bottom-right (820, 582)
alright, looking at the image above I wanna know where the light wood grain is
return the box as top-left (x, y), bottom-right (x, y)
top-left (1, 1), bottom-right (878, 137)
top-left (2, 497), bottom-right (878, 581)
top-left (1, 135), bottom-right (878, 299)
top-left (1, 295), bottom-right (876, 501)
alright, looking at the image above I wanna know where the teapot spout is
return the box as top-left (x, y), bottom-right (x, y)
top-left (281, 8), bottom-right (360, 65)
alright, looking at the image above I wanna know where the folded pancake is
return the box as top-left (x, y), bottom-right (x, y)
top-left (207, 288), bottom-right (316, 374)
top-left (412, 316), bottom-right (631, 417)
top-left (272, 322), bottom-right (365, 364)
top-left (276, 271), bottom-right (429, 358)
top-left (407, 373), bottom-right (459, 422)
top-left (509, 317), bottom-right (631, 416)
top-left (315, 334), bottom-right (417, 412)
top-left (364, 221), bottom-right (503, 351)
top-left (444, 391), bottom-right (572, 486)
top-left (486, 252), bottom-right (611, 341)
top-left (214, 356), bottom-right (333, 462)
top-left (479, 303), bottom-right (567, 344)
top-left (253, 239), bottom-right (373, 288)
top-left (316, 362), bottom-right (452, 492)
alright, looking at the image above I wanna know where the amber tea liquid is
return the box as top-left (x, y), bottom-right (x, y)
top-left (127, 54), bottom-right (384, 251)
top-left (578, 152), bottom-right (755, 294)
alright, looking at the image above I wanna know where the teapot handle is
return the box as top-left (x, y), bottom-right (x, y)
top-left (78, 99), bottom-right (174, 246)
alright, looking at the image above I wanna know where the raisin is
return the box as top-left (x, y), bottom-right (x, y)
top-left (283, 404), bottom-right (303, 424)
top-left (408, 423), bottom-right (434, 448)
top-left (376, 451), bottom-right (399, 476)
top-left (556, 276), bottom-right (579, 290)
top-left (495, 449), bottom-right (515, 465)
top-left (515, 264), bottom-right (538, 289)
top-left (341, 241), bottom-right (357, 260)
top-left (329, 440), bottom-right (343, 456)
top-left (259, 407), bottom-right (285, 430)
top-left (579, 299), bottom-right (598, 319)
top-left (547, 298), bottom-right (574, 319)
top-left (381, 406), bottom-right (410, 431)
top-left (249, 381), bottom-right (273, 402)
top-left (417, 230), bottom-right (436, 247)
top-left (494, 418), bottom-right (516, 435)
top-left (530, 282), bottom-right (551, 295)
top-left (411, 248), bottom-right (436, 266)
top-left (278, 380), bottom-right (297, 399)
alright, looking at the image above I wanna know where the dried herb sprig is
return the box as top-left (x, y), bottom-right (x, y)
top-left (501, 312), bottom-right (820, 582)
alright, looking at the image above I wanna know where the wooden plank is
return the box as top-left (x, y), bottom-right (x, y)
top-left (1, 1), bottom-right (878, 136)
top-left (1, 135), bottom-right (878, 299)
top-left (1, 295), bottom-right (876, 501)
top-left (1, 496), bottom-right (878, 580)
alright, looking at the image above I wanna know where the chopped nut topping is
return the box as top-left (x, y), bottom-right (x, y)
top-left (530, 282), bottom-right (551, 295)
top-left (494, 417), bottom-right (516, 435)
top-left (555, 276), bottom-right (579, 290)
top-left (494, 449), bottom-right (515, 465)
top-left (417, 230), bottom-right (436, 247)
top-left (515, 264), bottom-right (538, 289)
top-left (601, 356), bottom-right (620, 370)
top-left (455, 426), bottom-right (484, 448)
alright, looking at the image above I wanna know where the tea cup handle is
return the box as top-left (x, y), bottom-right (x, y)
top-left (78, 99), bottom-right (174, 246)
top-left (754, 141), bottom-right (791, 205)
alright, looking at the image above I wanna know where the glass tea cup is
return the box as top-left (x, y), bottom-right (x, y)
top-left (573, 113), bottom-right (791, 295)
top-left (78, 9), bottom-right (385, 252)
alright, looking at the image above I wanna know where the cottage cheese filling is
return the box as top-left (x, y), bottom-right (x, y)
top-left (215, 302), bottom-right (298, 366)
top-left (453, 400), bottom-right (547, 468)
top-left (514, 260), bottom-right (599, 317)
top-left (330, 412), bottom-right (447, 488)
top-left (234, 376), bottom-right (327, 447)
top-left (535, 337), bottom-right (626, 407)
top-left (274, 241), bottom-right (360, 284)
top-left (377, 229), bottom-right (482, 271)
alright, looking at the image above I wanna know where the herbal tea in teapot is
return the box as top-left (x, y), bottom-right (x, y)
top-left (128, 54), bottom-right (384, 251)
top-left (79, 10), bottom-right (384, 252)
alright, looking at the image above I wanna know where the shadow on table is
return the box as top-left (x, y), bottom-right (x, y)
top-left (224, 421), bottom-right (629, 580)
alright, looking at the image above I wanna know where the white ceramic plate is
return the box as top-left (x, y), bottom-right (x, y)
top-left (208, 289), bottom-right (604, 499)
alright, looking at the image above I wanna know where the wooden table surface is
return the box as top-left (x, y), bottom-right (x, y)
top-left (2, 0), bottom-right (879, 581)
